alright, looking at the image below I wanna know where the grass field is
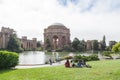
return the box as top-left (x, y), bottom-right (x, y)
top-left (0, 60), bottom-right (120, 80)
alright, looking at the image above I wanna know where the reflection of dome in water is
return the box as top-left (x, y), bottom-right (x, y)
top-left (48, 23), bottom-right (66, 29)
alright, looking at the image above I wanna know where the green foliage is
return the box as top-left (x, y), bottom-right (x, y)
top-left (74, 54), bottom-right (99, 62)
top-left (37, 41), bottom-right (41, 47)
top-left (45, 38), bottom-right (51, 50)
top-left (112, 42), bottom-right (120, 53)
top-left (64, 56), bottom-right (73, 59)
top-left (0, 51), bottom-right (19, 69)
top-left (36, 47), bottom-right (43, 51)
top-left (7, 35), bottom-right (22, 53)
top-left (72, 38), bottom-right (85, 52)
top-left (92, 40), bottom-right (99, 51)
top-left (77, 42), bottom-right (84, 52)
top-left (101, 35), bottom-right (106, 50)
top-left (63, 45), bottom-right (71, 52)
top-left (102, 51), bottom-right (112, 58)
top-left (72, 38), bottom-right (80, 50)
top-left (109, 41), bottom-right (117, 50)
top-left (55, 49), bottom-right (63, 52)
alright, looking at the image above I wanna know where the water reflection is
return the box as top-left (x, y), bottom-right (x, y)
top-left (19, 51), bottom-right (45, 65)
top-left (19, 51), bottom-right (101, 65)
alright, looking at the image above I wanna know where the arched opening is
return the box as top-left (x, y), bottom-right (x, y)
top-left (53, 35), bottom-right (58, 50)
top-left (21, 44), bottom-right (23, 48)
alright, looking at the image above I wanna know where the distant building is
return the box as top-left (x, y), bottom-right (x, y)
top-left (86, 40), bottom-right (92, 51)
top-left (109, 41), bottom-right (117, 50)
top-left (0, 27), bottom-right (37, 50)
top-left (19, 36), bottom-right (37, 50)
top-left (0, 27), bottom-right (15, 49)
top-left (44, 23), bottom-right (70, 50)
top-left (85, 40), bottom-right (102, 51)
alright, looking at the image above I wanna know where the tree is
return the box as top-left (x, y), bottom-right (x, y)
top-left (77, 41), bottom-right (84, 52)
top-left (7, 34), bottom-right (22, 52)
top-left (45, 38), bottom-right (51, 50)
top-left (112, 42), bottom-right (120, 53)
top-left (101, 35), bottom-right (106, 50)
top-left (63, 45), bottom-right (71, 52)
top-left (81, 39), bottom-right (86, 52)
top-left (72, 38), bottom-right (80, 50)
top-left (92, 40), bottom-right (99, 51)
top-left (37, 41), bottom-right (41, 48)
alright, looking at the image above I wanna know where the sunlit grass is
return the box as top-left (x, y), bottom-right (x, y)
top-left (0, 60), bottom-right (120, 80)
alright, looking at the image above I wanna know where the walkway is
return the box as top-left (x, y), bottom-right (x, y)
top-left (15, 60), bottom-right (66, 69)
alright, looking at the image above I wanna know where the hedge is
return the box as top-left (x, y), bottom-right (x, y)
top-left (73, 54), bottom-right (99, 62)
top-left (0, 51), bottom-right (19, 69)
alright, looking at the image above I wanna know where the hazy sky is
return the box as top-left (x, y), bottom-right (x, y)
top-left (0, 0), bottom-right (120, 44)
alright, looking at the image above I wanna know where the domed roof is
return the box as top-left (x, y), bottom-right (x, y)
top-left (48, 23), bottom-right (66, 29)
top-left (51, 23), bottom-right (65, 26)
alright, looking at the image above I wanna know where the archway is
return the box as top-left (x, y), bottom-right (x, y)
top-left (53, 35), bottom-right (58, 50)
top-left (44, 23), bottom-right (70, 50)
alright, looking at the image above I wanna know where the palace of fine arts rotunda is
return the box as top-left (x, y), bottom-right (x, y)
top-left (44, 23), bottom-right (71, 50)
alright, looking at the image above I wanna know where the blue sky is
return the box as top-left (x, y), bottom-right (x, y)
top-left (57, 0), bottom-right (120, 13)
top-left (0, 0), bottom-right (120, 44)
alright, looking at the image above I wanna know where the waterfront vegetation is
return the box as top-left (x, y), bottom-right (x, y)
top-left (0, 51), bottom-right (18, 69)
top-left (0, 60), bottom-right (120, 80)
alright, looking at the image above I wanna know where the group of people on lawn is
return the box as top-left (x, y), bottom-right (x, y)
top-left (65, 59), bottom-right (91, 68)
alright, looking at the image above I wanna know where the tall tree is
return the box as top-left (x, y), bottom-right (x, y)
top-left (7, 34), bottom-right (21, 52)
top-left (81, 39), bottom-right (86, 52)
top-left (45, 38), bottom-right (51, 50)
top-left (92, 40), bottom-right (99, 51)
top-left (72, 38), bottom-right (80, 50)
top-left (37, 41), bottom-right (41, 48)
top-left (77, 41), bottom-right (84, 52)
top-left (101, 35), bottom-right (106, 50)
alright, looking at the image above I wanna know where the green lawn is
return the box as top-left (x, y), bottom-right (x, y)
top-left (0, 60), bottom-right (120, 80)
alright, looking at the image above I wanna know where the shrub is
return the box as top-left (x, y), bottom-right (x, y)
top-left (102, 51), bottom-right (112, 58)
top-left (0, 51), bottom-right (19, 69)
top-left (64, 56), bottom-right (73, 59)
top-left (55, 49), bottom-right (63, 52)
top-left (88, 54), bottom-right (99, 61)
top-left (73, 54), bottom-right (99, 62)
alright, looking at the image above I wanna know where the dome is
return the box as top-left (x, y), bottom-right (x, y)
top-left (48, 23), bottom-right (66, 29)
top-left (51, 23), bottom-right (65, 26)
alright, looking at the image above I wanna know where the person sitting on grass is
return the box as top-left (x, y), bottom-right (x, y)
top-left (70, 60), bottom-right (76, 67)
top-left (77, 60), bottom-right (82, 68)
top-left (65, 59), bottom-right (70, 68)
top-left (81, 60), bottom-right (92, 68)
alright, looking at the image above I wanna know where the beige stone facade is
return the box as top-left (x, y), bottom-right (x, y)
top-left (0, 27), bottom-right (37, 50)
top-left (0, 27), bottom-right (15, 49)
top-left (19, 36), bottom-right (37, 50)
top-left (86, 40), bottom-right (92, 51)
top-left (44, 23), bottom-right (70, 50)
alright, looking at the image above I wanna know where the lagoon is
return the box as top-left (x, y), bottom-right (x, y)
top-left (19, 51), bottom-right (103, 65)
top-left (19, 51), bottom-right (75, 65)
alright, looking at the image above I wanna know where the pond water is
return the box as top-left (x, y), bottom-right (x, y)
top-left (19, 51), bottom-right (45, 65)
top-left (19, 51), bottom-right (97, 65)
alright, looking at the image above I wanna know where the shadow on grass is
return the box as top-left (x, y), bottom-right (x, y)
top-left (0, 68), bottom-right (17, 74)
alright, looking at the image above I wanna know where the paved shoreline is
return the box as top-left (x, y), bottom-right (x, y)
top-left (16, 60), bottom-right (66, 69)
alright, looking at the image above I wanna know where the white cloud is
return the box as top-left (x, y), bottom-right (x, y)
top-left (0, 0), bottom-right (120, 44)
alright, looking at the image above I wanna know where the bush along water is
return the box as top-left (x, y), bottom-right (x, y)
top-left (73, 54), bottom-right (99, 62)
top-left (0, 51), bottom-right (19, 69)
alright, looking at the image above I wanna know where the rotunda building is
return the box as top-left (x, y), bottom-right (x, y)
top-left (44, 23), bottom-right (70, 50)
